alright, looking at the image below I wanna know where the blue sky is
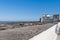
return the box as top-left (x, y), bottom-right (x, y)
top-left (0, 0), bottom-right (60, 21)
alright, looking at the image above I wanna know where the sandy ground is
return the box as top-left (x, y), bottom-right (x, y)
top-left (0, 23), bottom-right (55, 40)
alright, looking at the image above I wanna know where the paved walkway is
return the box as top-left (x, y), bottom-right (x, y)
top-left (29, 24), bottom-right (57, 40)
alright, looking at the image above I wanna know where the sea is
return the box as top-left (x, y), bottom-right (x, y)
top-left (0, 21), bottom-right (38, 24)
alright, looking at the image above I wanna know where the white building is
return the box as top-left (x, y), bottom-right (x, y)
top-left (41, 14), bottom-right (60, 23)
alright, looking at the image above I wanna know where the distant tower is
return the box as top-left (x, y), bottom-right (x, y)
top-left (59, 14), bottom-right (60, 21)
top-left (39, 18), bottom-right (41, 22)
top-left (53, 14), bottom-right (59, 22)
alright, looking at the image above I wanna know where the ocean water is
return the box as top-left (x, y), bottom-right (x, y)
top-left (0, 21), bottom-right (38, 24)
